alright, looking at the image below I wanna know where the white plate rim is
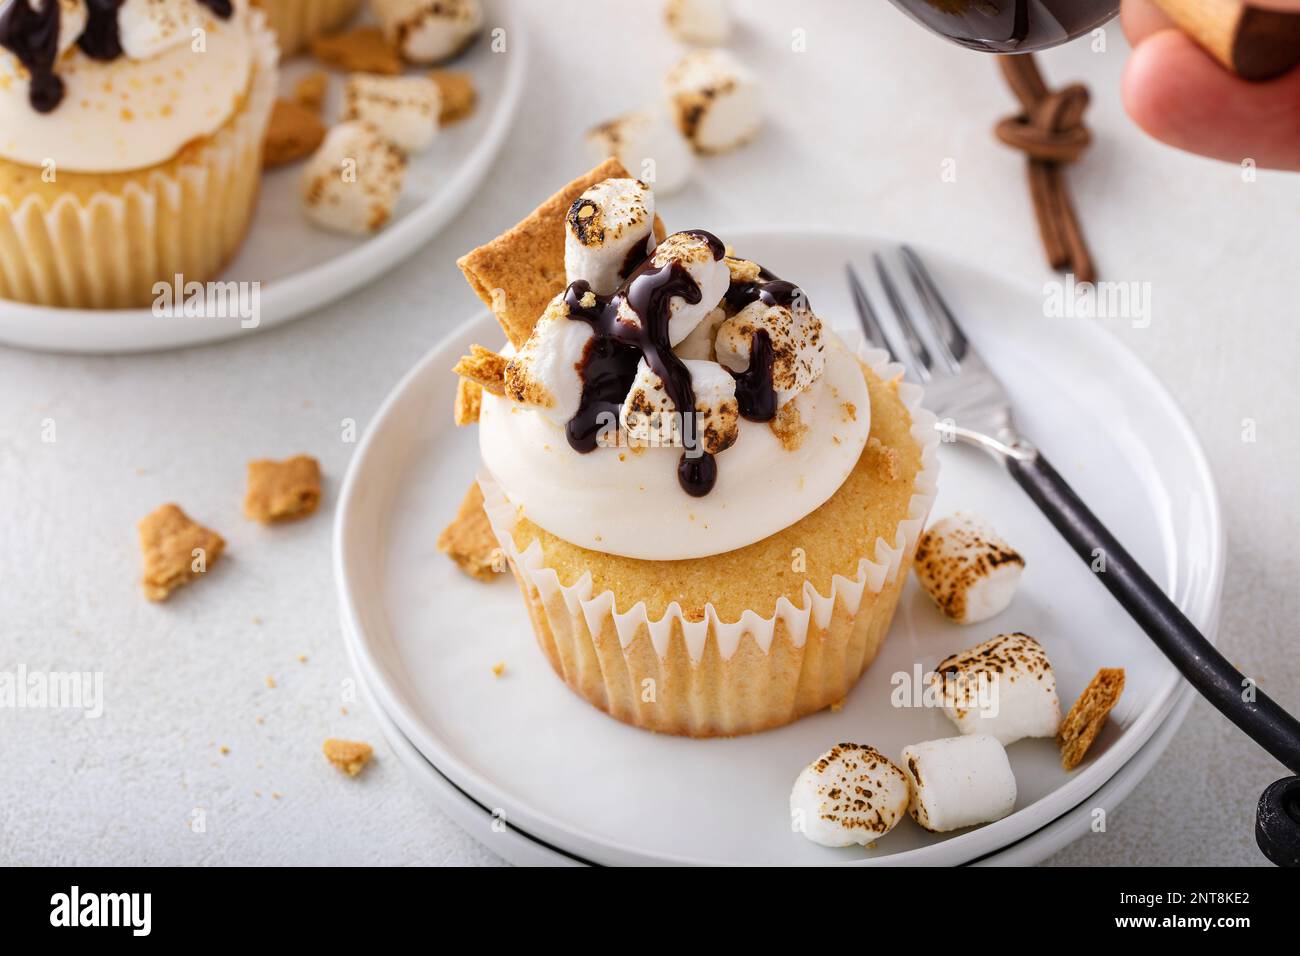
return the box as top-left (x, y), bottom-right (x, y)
top-left (0, 0), bottom-right (528, 355)
top-left (334, 228), bottom-right (1226, 865)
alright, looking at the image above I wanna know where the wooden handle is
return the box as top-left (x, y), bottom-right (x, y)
top-left (1151, 0), bottom-right (1300, 80)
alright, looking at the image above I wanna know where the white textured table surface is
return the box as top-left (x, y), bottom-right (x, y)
top-left (1, 0), bottom-right (1296, 867)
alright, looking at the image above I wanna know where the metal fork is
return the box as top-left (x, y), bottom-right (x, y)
top-left (849, 248), bottom-right (1300, 866)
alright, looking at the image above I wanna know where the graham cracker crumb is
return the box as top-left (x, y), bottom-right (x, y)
top-left (491, 661), bottom-right (506, 677)
top-left (265, 676), bottom-right (276, 689)
top-left (430, 69), bottom-right (476, 124)
top-left (436, 483), bottom-right (502, 582)
top-left (454, 377), bottom-right (483, 426)
top-left (1058, 668), bottom-right (1125, 770)
top-left (244, 455), bottom-right (323, 524)
top-left (219, 745), bottom-right (230, 755)
top-left (294, 71), bottom-right (329, 113)
top-left (452, 345), bottom-right (508, 397)
top-left (841, 401), bottom-right (857, 422)
top-left (866, 436), bottom-right (901, 482)
top-left (138, 504), bottom-right (226, 602)
top-left (769, 400), bottom-right (808, 451)
top-left (263, 99), bottom-right (327, 168)
top-left (323, 738), bottom-right (374, 777)
top-left (310, 26), bottom-right (402, 75)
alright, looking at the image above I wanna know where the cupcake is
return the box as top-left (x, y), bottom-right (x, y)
top-left (251, 0), bottom-right (361, 56)
top-left (453, 160), bottom-right (939, 738)
top-left (0, 0), bottom-right (278, 309)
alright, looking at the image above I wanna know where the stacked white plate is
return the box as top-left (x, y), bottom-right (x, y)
top-left (334, 231), bottom-right (1223, 865)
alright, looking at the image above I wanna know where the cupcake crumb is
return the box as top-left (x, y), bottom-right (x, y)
top-left (323, 738), bottom-right (374, 777)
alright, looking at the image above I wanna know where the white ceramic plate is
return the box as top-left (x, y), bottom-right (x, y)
top-left (334, 229), bottom-right (1224, 866)
top-left (0, 0), bottom-right (526, 355)
top-left (347, 627), bottom-right (1196, 867)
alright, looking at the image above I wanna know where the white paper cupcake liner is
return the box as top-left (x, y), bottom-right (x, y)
top-left (479, 343), bottom-right (941, 736)
top-left (0, 11), bottom-right (279, 310)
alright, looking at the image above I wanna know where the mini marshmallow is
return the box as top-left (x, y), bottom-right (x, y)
top-left (665, 49), bottom-right (763, 155)
top-left (790, 743), bottom-right (911, 848)
top-left (116, 0), bottom-right (205, 59)
top-left (930, 633), bottom-right (1061, 745)
top-left (564, 178), bottom-right (656, 295)
top-left (503, 293), bottom-right (594, 424)
top-left (901, 735), bottom-right (1017, 833)
top-left (620, 358), bottom-right (739, 455)
top-left (586, 109), bottom-right (695, 196)
top-left (664, 0), bottom-right (731, 45)
top-left (342, 74), bottom-right (441, 154)
top-left (372, 0), bottom-right (483, 64)
top-left (914, 512), bottom-right (1025, 624)
top-left (674, 306), bottom-right (725, 361)
top-left (616, 231), bottom-right (729, 346)
top-left (301, 122), bottom-right (407, 236)
top-left (715, 300), bottom-right (826, 407)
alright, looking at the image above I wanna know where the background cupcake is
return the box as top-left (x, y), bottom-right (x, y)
top-left (0, 0), bottom-right (278, 309)
top-left (455, 161), bottom-right (939, 737)
top-left (251, 0), bottom-right (361, 56)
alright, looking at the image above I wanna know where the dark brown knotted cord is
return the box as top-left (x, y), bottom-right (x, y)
top-left (995, 55), bottom-right (1097, 283)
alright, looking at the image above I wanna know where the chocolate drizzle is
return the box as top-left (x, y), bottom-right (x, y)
top-left (562, 231), bottom-right (798, 498)
top-left (0, 0), bottom-right (64, 112)
top-left (0, 0), bottom-right (233, 113)
top-left (79, 0), bottom-right (127, 61)
top-left (565, 229), bottom-right (724, 497)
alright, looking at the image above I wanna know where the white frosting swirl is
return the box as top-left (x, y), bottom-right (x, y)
top-left (479, 329), bottom-right (871, 560)
top-left (0, 0), bottom-right (254, 173)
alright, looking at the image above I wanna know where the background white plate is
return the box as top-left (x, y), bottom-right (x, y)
top-left (335, 230), bottom-right (1224, 866)
top-left (0, 0), bottom-right (526, 355)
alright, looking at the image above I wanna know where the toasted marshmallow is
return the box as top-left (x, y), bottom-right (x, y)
top-left (372, 0), bottom-right (483, 64)
top-left (914, 513), bottom-right (1025, 624)
top-left (715, 300), bottom-right (826, 407)
top-left (586, 109), bottom-right (695, 196)
top-left (930, 633), bottom-right (1061, 745)
top-left (564, 178), bottom-right (656, 296)
top-left (503, 293), bottom-right (594, 425)
top-left (115, 0), bottom-right (209, 59)
top-left (790, 743), bottom-right (911, 847)
top-left (901, 735), bottom-right (1017, 833)
top-left (674, 306), bottom-right (725, 361)
top-left (301, 122), bottom-right (407, 236)
top-left (617, 231), bottom-right (729, 346)
top-left (342, 75), bottom-right (441, 155)
top-left (619, 357), bottom-right (739, 455)
top-left (665, 49), bottom-right (762, 154)
top-left (664, 0), bottom-right (731, 45)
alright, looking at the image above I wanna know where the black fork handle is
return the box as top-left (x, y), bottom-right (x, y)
top-left (1006, 447), bottom-right (1300, 866)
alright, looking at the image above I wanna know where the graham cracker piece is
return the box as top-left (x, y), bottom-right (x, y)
top-left (457, 157), bottom-right (668, 348)
top-left (430, 69), bottom-right (476, 124)
top-left (244, 455), bottom-right (323, 524)
top-left (322, 738), bottom-right (373, 777)
top-left (452, 345), bottom-right (507, 397)
top-left (866, 436), bottom-right (901, 482)
top-left (1058, 668), bottom-right (1126, 770)
top-left (263, 99), bottom-right (327, 168)
top-left (437, 483), bottom-right (502, 582)
top-left (138, 504), bottom-right (226, 602)
top-left (294, 71), bottom-right (330, 113)
top-left (454, 377), bottom-right (483, 426)
top-left (310, 26), bottom-right (402, 75)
